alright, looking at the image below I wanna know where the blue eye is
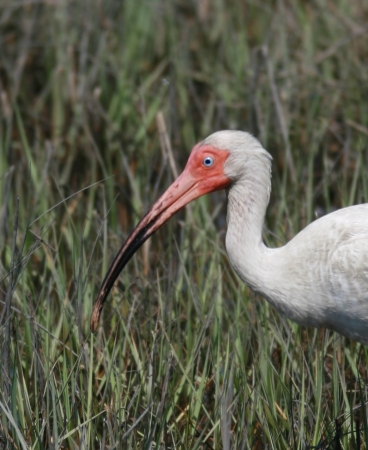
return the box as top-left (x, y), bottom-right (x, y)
top-left (203, 156), bottom-right (214, 167)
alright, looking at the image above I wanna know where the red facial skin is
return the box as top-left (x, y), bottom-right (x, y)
top-left (90, 144), bottom-right (230, 332)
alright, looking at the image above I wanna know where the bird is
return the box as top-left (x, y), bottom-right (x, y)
top-left (90, 130), bottom-right (368, 345)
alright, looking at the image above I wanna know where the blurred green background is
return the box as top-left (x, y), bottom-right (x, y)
top-left (1, 1), bottom-right (368, 448)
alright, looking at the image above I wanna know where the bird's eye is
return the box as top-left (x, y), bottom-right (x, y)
top-left (203, 156), bottom-right (214, 167)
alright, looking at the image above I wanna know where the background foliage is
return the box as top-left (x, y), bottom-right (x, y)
top-left (1, 0), bottom-right (368, 448)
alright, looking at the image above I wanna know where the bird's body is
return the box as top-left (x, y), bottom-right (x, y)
top-left (91, 130), bottom-right (368, 345)
top-left (228, 203), bottom-right (368, 343)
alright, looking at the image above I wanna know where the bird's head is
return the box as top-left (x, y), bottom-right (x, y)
top-left (90, 130), bottom-right (269, 331)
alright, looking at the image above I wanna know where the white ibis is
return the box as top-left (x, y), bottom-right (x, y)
top-left (91, 130), bottom-right (368, 345)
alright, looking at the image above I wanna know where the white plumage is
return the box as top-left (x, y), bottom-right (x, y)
top-left (207, 131), bottom-right (368, 344)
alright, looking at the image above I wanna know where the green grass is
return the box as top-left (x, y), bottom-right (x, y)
top-left (1, 0), bottom-right (368, 448)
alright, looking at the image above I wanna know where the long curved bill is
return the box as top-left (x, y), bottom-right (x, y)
top-left (90, 145), bottom-right (230, 332)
